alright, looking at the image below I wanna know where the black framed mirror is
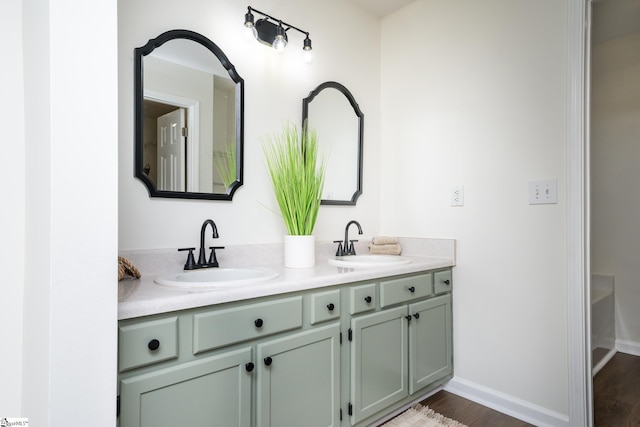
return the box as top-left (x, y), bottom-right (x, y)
top-left (135, 29), bottom-right (244, 200)
top-left (302, 81), bottom-right (363, 206)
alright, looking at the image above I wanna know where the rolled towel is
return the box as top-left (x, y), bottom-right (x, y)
top-left (369, 243), bottom-right (402, 255)
top-left (118, 256), bottom-right (142, 281)
top-left (371, 236), bottom-right (399, 245)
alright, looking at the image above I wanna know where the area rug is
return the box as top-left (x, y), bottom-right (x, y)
top-left (381, 403), bottom-right (468, 427)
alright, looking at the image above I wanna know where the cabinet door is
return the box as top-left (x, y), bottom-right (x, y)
top-left (256, 323), bottom-right (340, 427)
top-left (119, 347), bottom-right (252, 427)
top-left (408, 294), bottom-right (452, 394)
top-left (350, 306), bottom-right (408, 424)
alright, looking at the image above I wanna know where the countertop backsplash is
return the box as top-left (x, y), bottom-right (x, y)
top-left (119, 237), bottom-right (455, 276)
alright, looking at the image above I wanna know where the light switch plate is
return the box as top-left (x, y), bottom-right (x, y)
top-left (450, 186), bottom-right (464, 207)
top-left (529, 179), bottom-right (557, 205)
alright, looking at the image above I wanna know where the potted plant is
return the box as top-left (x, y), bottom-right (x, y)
top-left (262, 122), bottom-right (325, 268)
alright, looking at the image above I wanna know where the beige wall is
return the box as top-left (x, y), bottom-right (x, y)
top-left (1, 0), bottom-right (26, 415)
top-left (6, 0), bottom-right (119, 424)
top-left (381, 0), bottom-right (569, 420)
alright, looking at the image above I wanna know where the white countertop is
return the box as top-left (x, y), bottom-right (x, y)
top-left (118, 255), bottom-right (454, 320)
top-left (118, 238), bottom-right (456, 320)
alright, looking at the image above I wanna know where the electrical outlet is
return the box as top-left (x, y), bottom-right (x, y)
top-left (450, 186), bottom-right (464, 207)
top-left (528, 179), bottom-right (557, 205)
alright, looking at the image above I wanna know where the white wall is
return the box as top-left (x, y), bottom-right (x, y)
top-left (1, 0), bottom-right (26, 416)
top-left (17, 0), bottom-right (119, 425)
top-left (118, 0), bottom-right (383, 250)
top-left (591, 31), bottom-right (640, 350)
top-left (381, 0), bottom-right (569, 419)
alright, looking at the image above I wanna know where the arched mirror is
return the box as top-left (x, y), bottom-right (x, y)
top-left (135, 29), bottom-right (244, 200)
top-left (302, 81), bottom-right (363, 205)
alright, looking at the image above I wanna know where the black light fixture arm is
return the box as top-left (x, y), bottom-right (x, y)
top-left (247, 6), bottom-right (309, 38)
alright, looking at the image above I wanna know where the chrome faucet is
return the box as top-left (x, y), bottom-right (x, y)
top-left (178, 219), bottom-right (224, 270)
top-left (335, 220), bottom-right (363, 256)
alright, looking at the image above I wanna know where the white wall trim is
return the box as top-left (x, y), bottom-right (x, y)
top-left (445, 378), bottom-right (569, 427)
top-left (616, 340), bottom-right (640, 356)
top-left (567, 0), bottom-right (592, 426)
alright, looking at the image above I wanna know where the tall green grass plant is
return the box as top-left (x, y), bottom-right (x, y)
top-left (262, 122), bottom-right (325, 236)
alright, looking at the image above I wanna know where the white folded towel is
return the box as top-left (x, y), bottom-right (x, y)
top-left (371, 236), bottom-right (399, 245)
top-left (369, 243), bottom-right (402, 255)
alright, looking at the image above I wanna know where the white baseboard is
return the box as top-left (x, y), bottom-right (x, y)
top-left (592, 348), bottom-right (617, 376)
top-left (616, 339), bottom-right (640, 356)
top-left (444, 377), bottom-right (569, 427)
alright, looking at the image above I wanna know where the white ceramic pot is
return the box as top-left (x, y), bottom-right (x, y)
top-left (284, 235), bottom-right (315, 268)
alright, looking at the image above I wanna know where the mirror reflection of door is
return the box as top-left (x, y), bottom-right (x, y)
top-left (142, 99), bottom-right (191, 190)
top-left (157, 108), bottom-right (185, 191)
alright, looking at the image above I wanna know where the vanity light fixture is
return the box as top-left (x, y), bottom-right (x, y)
top-left (244, 6), bottom-right (313, 63)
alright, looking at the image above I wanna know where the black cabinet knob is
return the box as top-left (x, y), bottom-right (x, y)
top-left (413, 313), bottom-right (420, 319)
top-left (245, 362), bottom-right (255, 372)
top-left (148, 339), bottom-right (160, 351)
top-left (364, 296), bottom-right (372, 304)
top-left (264, 356), bottom-right (272, 366)
top-left (254, 318), bottom-right (264, 328)
top-left (408, 286), bottom-right (416, 293)
top-left (405, 315), bottom-right (412, 322)
top-left (443, 279), bottom-right (451, 285)
top-left (327, 303), bottom-right (335, 311)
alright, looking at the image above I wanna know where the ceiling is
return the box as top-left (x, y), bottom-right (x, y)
top-left (348, 0), bottom-right (640, 44)
top-left (348, 0), bottom-right (416, 18)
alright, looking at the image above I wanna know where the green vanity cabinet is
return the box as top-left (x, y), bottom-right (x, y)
top-left (118, 268), bottom-right (453, 427)
top-left (348, 271), bottom-right (453, 426)
top-left (119, 347), bottom-right (252, 427)
top-left (349, 306), bottom-right (409, 424)
top-left (408, 294), bottom-right (452, 393)
top-left (256, 323), bottom-right (341, 427)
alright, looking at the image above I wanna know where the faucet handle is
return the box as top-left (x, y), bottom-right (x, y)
top-left (348, 240), bottom-right (359, 255)
top-left (333, 240), bottom-right (345, 256)
top-left (208, 246), bottom-right (225, 268)
top-left (178, 247), bottom-right (197, 270)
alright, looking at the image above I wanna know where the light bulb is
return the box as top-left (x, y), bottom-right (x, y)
top-left (303, 36), bottom-right (313, 64)
top-left (244, 26), bottom-right (255, 42)
top-left (303, 49), bottom-right (313, 64)
top-left (273, 23), bottom-right (287, 53)
top-left (273, 35), bottom-right (287, 52)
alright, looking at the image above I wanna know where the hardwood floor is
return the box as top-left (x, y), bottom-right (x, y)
top-left (593, 352), bottom-right (640, 426)
top-left (420, 391), bottom-right (534, 427)
top-left (416, 352), bottom-right (640, 427)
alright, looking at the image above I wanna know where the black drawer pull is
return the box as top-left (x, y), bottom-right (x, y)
top-left (245, 362), bottom-right (255, 372)
top-left (408, 286), bottom-right (416, 293)
top-left (443, 279), bottom-right (451, 285)
top-left (327, 303), bottom-right (335, 311)
top-left (264, 356), bottom-right (272, 366)
top-left (254, 318), bottom-right (264, 328)
top-left (413, 313), bottom-right (420, 319)
top-left (148, 339), bottom-right (160, 351)
top-left (364, 296), bottom-right (372, 304)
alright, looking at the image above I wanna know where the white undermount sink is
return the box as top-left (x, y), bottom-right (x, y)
top-left (154, 267), bottom-right (279, 289)
top-left (327, 255), bottom-right (412, 268)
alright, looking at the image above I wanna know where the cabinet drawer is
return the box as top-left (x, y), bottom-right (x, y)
top-left (309, 289), bottom-right (341, 325)
top-left (434, 270), bottom-right (452, 294)
top-left (380, 273), bottom-right (432, 308)
top-left (118, 317), bottom-right (178, 372)
top-left (349, 283), bottom-right (376, 315)
top-left (193, 296), bottom-right (303, 354)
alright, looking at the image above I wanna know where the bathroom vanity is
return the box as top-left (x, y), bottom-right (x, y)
top-left (117, 239), bottom-right (455, 427)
